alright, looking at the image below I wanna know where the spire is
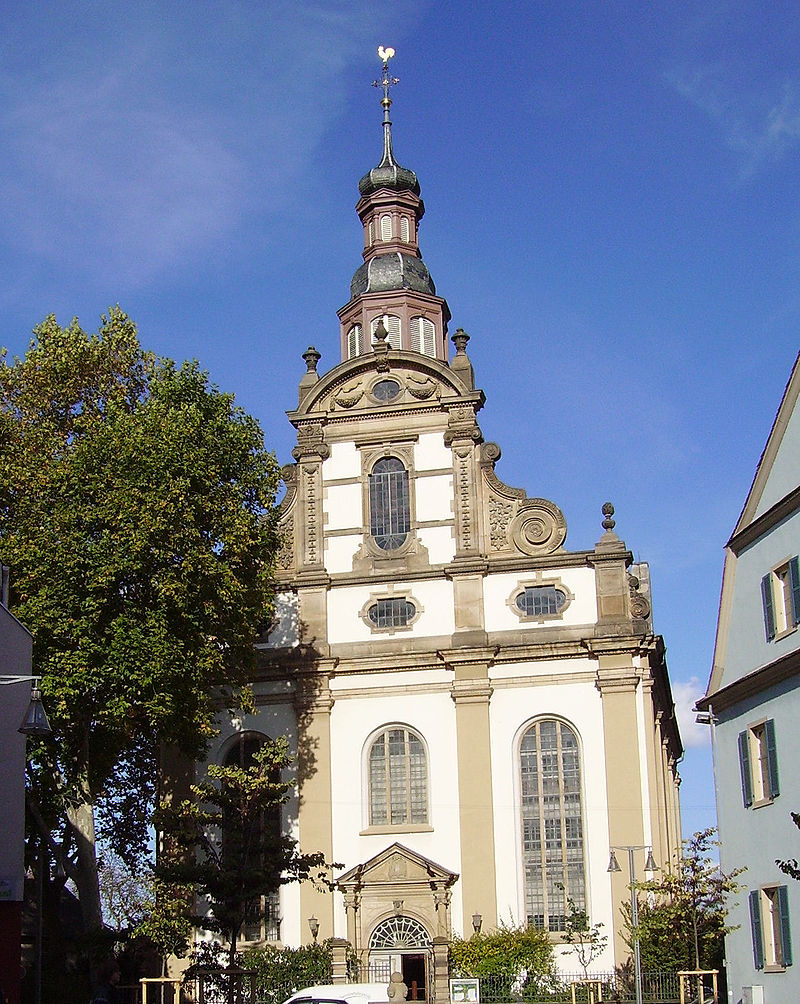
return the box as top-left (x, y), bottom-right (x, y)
top-left (338, 47), bottom-right (452, 364)
top-left (374, 46), bottom-right (399, 171)
top-left (359, 46), bottom-right (420, 198)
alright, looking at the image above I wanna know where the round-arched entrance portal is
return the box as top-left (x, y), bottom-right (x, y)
top-left (368, 916), bottom-right (431, 1001)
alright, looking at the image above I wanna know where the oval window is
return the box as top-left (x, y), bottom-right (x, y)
top-left (368, 597), bottom-right (416, 628)
top-left (372, 379), bottom-right (401, 402)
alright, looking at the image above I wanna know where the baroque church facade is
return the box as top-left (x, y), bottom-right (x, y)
top-left (205, 55), bottom-right (683, 992)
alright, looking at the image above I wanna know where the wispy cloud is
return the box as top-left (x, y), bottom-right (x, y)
top-left (668, 63), bottom-right (800, 178)
top-left (0, 1), bottom-right (426, 288)
top-left (673, 675), bottom-right (710, 749)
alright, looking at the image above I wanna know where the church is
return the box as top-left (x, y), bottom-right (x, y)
top-left (206, 51), bottom-right (683, 991)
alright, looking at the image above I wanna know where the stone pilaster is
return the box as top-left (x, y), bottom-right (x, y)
top-left (295, 669), bottom-right (336, 943)
top-left (442, 648), bottom-right (498, 934)
top-left (431, 936), bottom-right (450, 1004)
top-left (444, 403), bottom-right (483, 557)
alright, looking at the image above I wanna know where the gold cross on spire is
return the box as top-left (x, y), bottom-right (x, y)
top-left (373, 45), bottom-right (399, 117)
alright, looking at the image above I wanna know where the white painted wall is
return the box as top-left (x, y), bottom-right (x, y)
top-left (323, 441), bottom-right (361, 481)
top-left (483, 567), bottom-right (598, 633)
top-left (328, 685), bottom-right (464, 937)
top-left (417, 525), bottom-right (456, 565)
top-left (414, 473), bottom-right (453, 523)
top-left (327, 579), bottom-right (455, 644)
top-left (488, 676), bottom-right (616, 970)
top-left (415, 432), bottom-right (452, 471)
top-left (325, 482), bottom-right (363, 531)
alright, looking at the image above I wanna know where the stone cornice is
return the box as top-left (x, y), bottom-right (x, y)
top-left (696, 646), bottom-right (800, 712)
top-left (727, 483), bottom-right (800, 554)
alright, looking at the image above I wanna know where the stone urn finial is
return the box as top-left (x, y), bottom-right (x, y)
top-left (303, 345), bottom-right (321, 373)
top-left (601, 502), bottom-right (616, 532)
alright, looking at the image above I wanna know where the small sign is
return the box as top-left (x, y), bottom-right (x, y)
top-left (450, 979), bottom-right (479, 1003)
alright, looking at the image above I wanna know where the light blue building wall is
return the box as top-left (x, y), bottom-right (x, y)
top-left (700, 352), bottom-right (800, 1004)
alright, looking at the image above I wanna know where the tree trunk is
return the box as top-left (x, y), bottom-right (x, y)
top-left (65, 773), bottom-right (103, 934)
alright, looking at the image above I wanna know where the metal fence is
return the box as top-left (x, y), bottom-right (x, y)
top-left (474, 971), bottom-right (681, 1004)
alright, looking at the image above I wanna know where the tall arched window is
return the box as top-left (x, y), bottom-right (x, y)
top-left (368, 726), bottom-right (428, 825)
top-left (371, 314), bottom-right (401, 349)
top-left (380, 214), bottom-right (392, 241)
top-left (223, 733), bottom-right (281, 942)
top-left (520, 719), bottom-right (585, 932)
top-left (410, 316), bottom-right (436, 356)
top-left (369, 457), bottom-right (410, 550)
top-left (400, 216), bottom-right (410, 243)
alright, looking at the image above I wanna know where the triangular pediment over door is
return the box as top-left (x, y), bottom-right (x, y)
top-left (337, 843), bottom-right (458, 964)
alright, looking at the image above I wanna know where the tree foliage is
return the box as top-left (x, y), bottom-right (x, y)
top-left (623, 829), bottom-right (742, 973)
top-left (152, 736), bottom-right (331, 966)
top-left (560, 891), bottom-right (608, 979)
top-left (776, 811), bottom-right (800, 881)
top-left (0, 309), bottom-right (281, 933)
top-left (449, 922), bottom-right (555, 998)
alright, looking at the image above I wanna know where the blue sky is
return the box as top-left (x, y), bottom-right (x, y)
top-left (2, 0), bottom-right (800, 841)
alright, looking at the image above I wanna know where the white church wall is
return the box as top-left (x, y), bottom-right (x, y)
top-left (488, 677), bottom-right (616, 969)
top-left (261, 591), bottom-right (299, 648)
top-left (417, 525), bottom-right (456, 564)
top-left (324, 482), bottom-right (363, 531)
top-left (327, 579), bottom-right (455, 644)
top-left (414, 431), bottom-right (452, 471)
top-left (327, 687), bottom-right (463, 937)
top-left (324, 533), bottom-right (363, 573)
top-left (483, 568), bottom-right (598, 633)
top-left (323, 441), bottom-right (361, 481)
top-left (414, 473), bottom-right (454, 523)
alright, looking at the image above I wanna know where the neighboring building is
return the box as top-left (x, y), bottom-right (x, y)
top-left (0, 566), bottom-right (34, 1004)
top-left (203, 57), bottom-right (683, 991)
top-left (698, 351), bottom-right (800, 1003)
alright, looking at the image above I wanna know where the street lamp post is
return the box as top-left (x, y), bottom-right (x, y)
top-left (608, 845), bottom-right (657, 1004)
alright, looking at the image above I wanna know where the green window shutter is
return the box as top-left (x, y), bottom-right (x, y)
top-left (750, 890), bottom-right (765, 969)
top-left (762, 573), bottom-right (776, 640)
top-left (778, 885), bottom-right (793, 966)
top-left (738, 731), bottom-right (754, 807)
top-left (790, 556), bottom-right (800, 626)
top-left (765, 718), bottom-right (780, 798)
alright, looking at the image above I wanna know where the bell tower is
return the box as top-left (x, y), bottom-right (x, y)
top-left (338, 47), bottom-right (451, 362)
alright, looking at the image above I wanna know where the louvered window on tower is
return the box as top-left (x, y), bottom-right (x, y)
top-left (380, 214), bottom-right (392, 241)
top-left (410, 316), bottom-right (435, 356)
top-left (400, 216), bottom-right (410, 242)
top-left (348, 324), bottom-right (364, 359)
top-left (371, 314), bottom-right (401, 349)
top-left (369, 220), bottom-right (374, 244)
top-left (369, 456), bottom-right (410, 550)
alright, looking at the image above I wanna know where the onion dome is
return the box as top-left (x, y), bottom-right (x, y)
top-left (351, 253), bottom-right (436, 298)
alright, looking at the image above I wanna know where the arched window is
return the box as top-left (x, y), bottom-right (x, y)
top-left (520, 719), bottom-right (585, 932)
top-left (369, 456), bottom-right (410, 550)
top-left (371, 314), bottom-right (401, 349)
top-left (400, 216), bottom-right (410, 243)
top-left (368, 727), bottom-right (427, 825)
top-left (223, 733), bottom-right (281, 942)
top-left (369, 220), bottom-right (375, 244)
top-left (380, 214), bottom-right (392, 241)
top-left (348, 324), bottom-right (364, 359)
top-left (410, 316), bottom-right (436, 356)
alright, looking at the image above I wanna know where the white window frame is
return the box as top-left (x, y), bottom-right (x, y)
top-left (363, 725), bottom-right (431, 832)
top-left (762, 556), bottom-right (800, 640)
top-left (750, 884), bottom-right (792, 970)
top-left (380, 214), bottom-right (392, 241)
top-left (347, 323), bottom-right (364, 359)
top-left (738, 718), bottom-right (779, 807)
top-left (410, 315), bottom-right (436, 356)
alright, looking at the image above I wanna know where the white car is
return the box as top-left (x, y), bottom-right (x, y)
top-left (282, 985), bottom-right (390, 1004)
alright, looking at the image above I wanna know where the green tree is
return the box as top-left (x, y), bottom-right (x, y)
top-left (151, 737), bottom-right (331, 967)
top-left (560, 890), bottom-right (608, 980)
top-left (623, 829), bottom-right (742, 973)
top-left (449, 922), bottom-right (556, 999)
top-left (776, 811), bottom-right (800, 881)
top-left (0, 309), bottom-right (280, 937)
